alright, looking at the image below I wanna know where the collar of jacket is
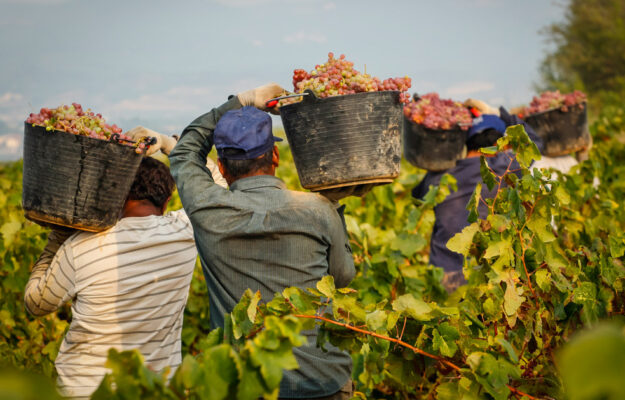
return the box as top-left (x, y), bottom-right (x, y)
top-left (229, 174), bottom-right (287, 191)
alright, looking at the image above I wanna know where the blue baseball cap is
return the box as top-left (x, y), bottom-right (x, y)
top-left (468, 114), bottom-right (507, 138)
top-left (214, 106), bottom-right (283, 160)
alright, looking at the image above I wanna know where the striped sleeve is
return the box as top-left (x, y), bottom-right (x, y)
top-left (24, 233), bottom-right (76, 316)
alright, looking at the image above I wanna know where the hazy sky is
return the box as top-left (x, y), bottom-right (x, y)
top-left (0, 0), bottom-right (563, 160)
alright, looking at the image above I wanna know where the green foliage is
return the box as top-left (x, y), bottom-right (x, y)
top-left (0, 161), bottom-right (69, 377)
top-left (3, 110), bottom-right (625, 399)
top-left (0, 367), bottom-right (63, 400)
top-left (94, 290), bottom-right (306, 400)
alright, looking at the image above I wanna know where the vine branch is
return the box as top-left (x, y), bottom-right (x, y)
top-left (292, 313), bottom-right (541, 399)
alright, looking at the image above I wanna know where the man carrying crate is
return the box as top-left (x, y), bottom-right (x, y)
top-left (134, 83), bottom-right (356, 399)
top-left (412, 99), bottom-right (544, 292)
top-left (24, 155), bottom-right (205, 399)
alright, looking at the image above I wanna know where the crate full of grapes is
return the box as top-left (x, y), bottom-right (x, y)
top-left (403, 93), bottom-right (471, 171)
top-left (22, 104), bottom-right (149, 231)
top-left (276, 53), bottom-right (410, 191)
top-left (518, 90), bottom-right (589, 157)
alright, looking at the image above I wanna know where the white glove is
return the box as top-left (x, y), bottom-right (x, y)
top-left (464, 99), bottom-right (500, 116)
top-left (126, 126), bottom-right (177, 156)
top-left (237, 83), bottom-right (286, 114)
top-left (206, 157), bottom-right (228, 188)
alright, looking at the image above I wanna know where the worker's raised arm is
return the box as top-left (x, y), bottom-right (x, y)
top-left (24, 229), bottom-right (76, 316)
top-left (169, 96), bottom-right (242, 214)
top-left (169, 83), bottom-right (285, 216)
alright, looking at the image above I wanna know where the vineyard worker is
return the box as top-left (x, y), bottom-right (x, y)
top-left (24, 156), bottom-right (200, 400)
top-left (167, 83), bottom-right (356, 400)
top-left (413, 99), bottom-right (543, 292)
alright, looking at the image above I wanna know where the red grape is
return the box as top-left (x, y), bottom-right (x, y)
top-left (518, 90), bottom-right (587, 117)
top-left (403, 93), bottom-right (472, 131)
top-left (26, 103), bottom-right (146, 153)
top-left (280, 52), bottom-right (412, 106)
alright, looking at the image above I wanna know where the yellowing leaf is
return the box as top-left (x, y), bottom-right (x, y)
top-left (503, 280), bottom-right (525, 317)
top-left (447, 223), bottom-right (479, 257)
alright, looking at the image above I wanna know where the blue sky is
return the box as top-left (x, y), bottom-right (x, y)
top-left (0, 0), bottom-right (563, 160)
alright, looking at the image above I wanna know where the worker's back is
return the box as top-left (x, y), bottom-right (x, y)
top-left (26, 210), bottom-right (196, 399)
top-left (186, 174), bottom-right (354, 398)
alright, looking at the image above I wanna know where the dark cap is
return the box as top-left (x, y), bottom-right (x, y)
top-left (468, 114), bottom-right (507, 138)
top-left (214, 106), bottom-right (283, 160)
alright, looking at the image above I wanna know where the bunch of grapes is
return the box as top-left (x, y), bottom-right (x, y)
top-left (281, 52), bottom-right (412, 106)
top-left (403, 93), bottom-right (472, 131)
top-left (26, 103), bottom-right (147, 152)
top-left (518, 90), bottom-right (587, 117)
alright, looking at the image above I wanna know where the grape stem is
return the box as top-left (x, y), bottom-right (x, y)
top-left (292, 314), bottom-right (540, 399)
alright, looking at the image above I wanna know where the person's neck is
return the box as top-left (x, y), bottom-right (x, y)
top-left (227, 168), bottom-right (275, 186)
top-left (122, 199), bottom-right (163, 218)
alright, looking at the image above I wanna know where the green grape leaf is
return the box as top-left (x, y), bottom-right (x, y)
top-left (392, 294), bottom-right (433, 321)
top-left (609, 235), bottom-right (625, 258)
top-left (527, 217), bottom-right (556, 243)
top-left (466, 183), bottom-right (482, 223)
top-left (432, 323), bottom-right (459, 357)
top-left (178, 355), bottom-right (201, 388)
top-left (247, 290), bottom-right (261, 323)
top-left (503, 280), bottom-right (525, 317)
top-left (479, 145), bottom-right (499, 155)
top-left (554, 184), bottom-right (571, 205)
top-left (535, 269), bottom-right (551, 292)
top-left (572, 282), bottom-right (597, 305)
top-left (447, 222), bottom-right (479, 257)
top-left (316, 275), bottom-right (336, 298)
top-left (496, 338), bottom-right (519, 363)
top-left (391, 232), bottom-right (427, 257)
top-left (480, 156), bottom-right (498, 190)
top-left (365, 309), bottom-right (388, 333)
top-left (0, 221), bottom-right (22, 247)
top-left (498, 124), bottom-right (541, 168)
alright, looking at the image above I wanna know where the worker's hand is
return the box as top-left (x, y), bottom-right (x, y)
top-left (49, 227), bottom-right (77, 246)
top-left (126, 126), bottom-right (178, 156)
top-left (576, 134), bottom-right (593, 162)
top-left (319, 183), bottom-right (374, 201)
top-left (237, 83), bottom-right (286, 115)
top-left (464, 98), bottom-right (500, 116)
top-left (319, 186), bottom-right (355, 202)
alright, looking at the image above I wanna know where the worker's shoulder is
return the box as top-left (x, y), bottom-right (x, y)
top-left (66, 212), bottom-right (192, 249)
top-left (282, 188), bottom-right (338, 213)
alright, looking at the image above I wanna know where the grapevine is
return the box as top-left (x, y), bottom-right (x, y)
top-left (2, 105), bottom-right (625, 399)
top-left (280, 52), bottom-right (412, 106)
top-left (26, 103), bottom-right (148, 152)
top-left (403, 92), bottom-right (473, 131)
top-left (518, 90), bottom-right (587, 117)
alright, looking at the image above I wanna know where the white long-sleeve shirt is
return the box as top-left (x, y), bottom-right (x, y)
top-left (24, 210), bottom-right (197, 399)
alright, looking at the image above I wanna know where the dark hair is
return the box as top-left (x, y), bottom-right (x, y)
top-left (220, 148), bottom-right (273, 179)
top-left (127, 157), bottom-right (175, 208)
top-left (466, 129), bottom-right (503, 151)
